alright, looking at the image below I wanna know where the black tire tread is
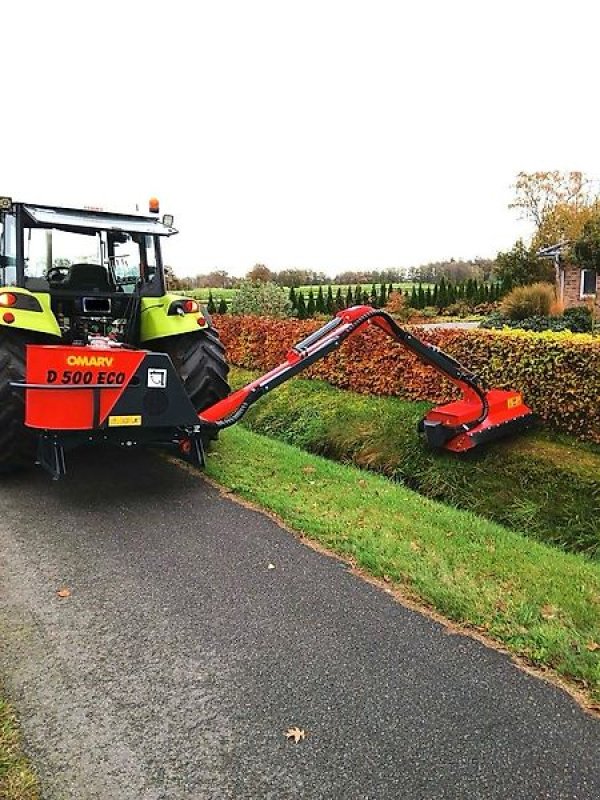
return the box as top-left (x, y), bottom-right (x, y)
top-left (0, 330), bottom-right (40, 471)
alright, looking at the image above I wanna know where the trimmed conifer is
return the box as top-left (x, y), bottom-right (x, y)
top-left (326, 286), bottom-right (334, 314)
top-left (316, 286), bottom-right (326, 313)
top-left (296, 291), bottom-right (307, 319)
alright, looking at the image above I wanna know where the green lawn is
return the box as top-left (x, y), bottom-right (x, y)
top-left (229, 368), bottom-right (600, 556)
top-left (0, 697), bottom-right (39, 800)
top-left (205, 425), bottom-right (600, 704)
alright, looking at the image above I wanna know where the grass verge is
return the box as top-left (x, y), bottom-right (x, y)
top-left (229, 367), bottom-right (600, 557)
top-left (205, 425), bottom-right (600, 704)
top-left (0, 696), bottom-right (39, 800)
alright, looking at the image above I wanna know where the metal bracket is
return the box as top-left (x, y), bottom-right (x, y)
top-left (36, 435), bottom-right (67, 480)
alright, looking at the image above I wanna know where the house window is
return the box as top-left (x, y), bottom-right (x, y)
top-left (580, 269), bottom-right (596, 297)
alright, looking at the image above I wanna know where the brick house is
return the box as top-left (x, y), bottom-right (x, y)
top-left (538, 243), bottom-right (600, 315)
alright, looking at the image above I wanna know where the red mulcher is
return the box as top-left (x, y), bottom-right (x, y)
top-left (21, 305), bottom-right (535, 477)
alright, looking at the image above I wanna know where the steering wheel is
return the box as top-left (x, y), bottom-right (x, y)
top-left (45, 265), bottom-right (70, 284)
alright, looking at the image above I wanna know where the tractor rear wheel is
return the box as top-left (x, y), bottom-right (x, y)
top-left (0, 330), bottom-right (39, 472)
top-left (152, 327), bottom-right (230, 443)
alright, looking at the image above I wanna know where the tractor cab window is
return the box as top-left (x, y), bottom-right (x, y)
top-left (109, 234), bottom-right (158, 294)
top-left (23, 227), bottom-right (102, 289)
top-left (0, 214), bottom-right (17, 285)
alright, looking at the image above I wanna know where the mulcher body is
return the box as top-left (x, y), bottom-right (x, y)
top-left (0, 195), bottom-right (534, 478)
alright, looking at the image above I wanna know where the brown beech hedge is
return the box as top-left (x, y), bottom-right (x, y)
top-left (214, 315), bottom-right (600, 444)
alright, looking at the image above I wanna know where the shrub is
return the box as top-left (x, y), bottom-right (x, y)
top-left (481, 306), bottom-right (593, 334)
top-left (563, 306), bottom-right (594, 333)
top-left (214, 315), bottom-right (600, 444)
top-left (500, 282), bottom-right (556, 320)
top-left (444, 301), bottom-right (470, 318)
top-left (230, 281), bottom-right (291, 318)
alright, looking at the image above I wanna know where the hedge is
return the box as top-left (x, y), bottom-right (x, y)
top-left (214, 315), bottom-right (600, 444)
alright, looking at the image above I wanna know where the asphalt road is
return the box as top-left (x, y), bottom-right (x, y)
top-left (1, 447), bottom-right (599, 800)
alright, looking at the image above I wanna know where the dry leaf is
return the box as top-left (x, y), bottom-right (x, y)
top-left (586, 641), bottom-right (600, 652)
top-left (285, 726), bottom-right (306, 743)
top-left (357, 479), bottom-right (367, 488)
top-left (56, 588), bottom-right (71, 599)
top-left (267, 563), bottom-right (275, 570)
top-left (302, 466), bottom-right (316, 475)
top-left (410, 541), bottom-right (420, 552)
top-left (541, 604), bottom-right (558, 620)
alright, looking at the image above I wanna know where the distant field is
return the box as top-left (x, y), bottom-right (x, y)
top-left (176, 282), bottom-right (432, 305)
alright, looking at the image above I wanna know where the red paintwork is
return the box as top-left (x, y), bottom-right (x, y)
top-left (25, 345), bottom-right (145, 429)
top-left (425, 389), bottom-right (533, 452)
top-left (200, 305), bottom-right (534, 452)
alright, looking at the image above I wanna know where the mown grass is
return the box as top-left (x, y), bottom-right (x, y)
top-left (205, 426), bottom-right (600, 702)
top-left (0, 697), bottom-right (39, 800)
top-left (229, 367), bottom-right (600, 557)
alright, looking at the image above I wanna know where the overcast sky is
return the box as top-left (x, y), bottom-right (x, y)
top-left (2, 0), bottom-right (599, 277)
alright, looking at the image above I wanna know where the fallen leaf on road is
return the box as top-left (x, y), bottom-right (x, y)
top-left (285, 726), bottom-right (306, 743)
top-left (586, 641), bottom-right (600, 652)
top-left (56, 588), bottom-right (71, 599)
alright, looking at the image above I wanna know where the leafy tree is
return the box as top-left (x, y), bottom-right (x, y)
top-left (417, 285), bottom-right (425, 309)
top-left (510, 171), bottom-right (593, 229)
top-left (495, 240), bottom-right (554, 286)
top-left (410, 286), bottom-right (418, 307)
top-left (206, 291), bottom-right (216, 313)
top-left (247, 263), bottom-right (275, 283)
top-left (288, 286), bottom-right (297, 310)
top-left (533, 203), bottom-right (600, 250)
top-left (425, 286), bottom-right (432, 306)
top-left (230, 281), bottom-right (291, 318)
top-left (335, 287), bottom-right (345, 312)
top-left (573, 215), bottom-right (600, 270)
top-left (307, 289), bottom-right (316, 317)
top-left (218, 298), bottom-right (228, 314)
top-left (345, 286), bottom-right (354, 308)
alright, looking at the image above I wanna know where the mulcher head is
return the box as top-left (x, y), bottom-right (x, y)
top-left (420, 389), bottom-right (536, 453)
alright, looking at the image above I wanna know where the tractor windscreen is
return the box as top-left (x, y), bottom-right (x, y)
top-left (21, 227), bottom-right (161, 296)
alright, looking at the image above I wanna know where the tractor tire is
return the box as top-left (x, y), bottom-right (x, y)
top-left (0, 330), bottom-right (39, 472)
top-left (152, 327), bottom-right (230, 444)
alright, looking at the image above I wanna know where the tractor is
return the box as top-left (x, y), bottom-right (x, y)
top-left (0, 196), bottom-right (534, 478)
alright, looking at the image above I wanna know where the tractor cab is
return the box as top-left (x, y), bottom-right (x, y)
top-left (0, 200), bottom-right (178, 344)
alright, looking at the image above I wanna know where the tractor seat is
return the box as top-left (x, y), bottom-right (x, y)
top-left (62, 263), bottom-right (115, 292)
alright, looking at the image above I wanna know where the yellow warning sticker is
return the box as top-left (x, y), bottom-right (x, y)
top-left (108, 415), bottom-right (142, 427)
top-left (507, 395), bottom-right (522, 409)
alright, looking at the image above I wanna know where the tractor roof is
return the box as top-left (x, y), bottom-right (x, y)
top-left (20, 203), bottom-right (178, 237)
